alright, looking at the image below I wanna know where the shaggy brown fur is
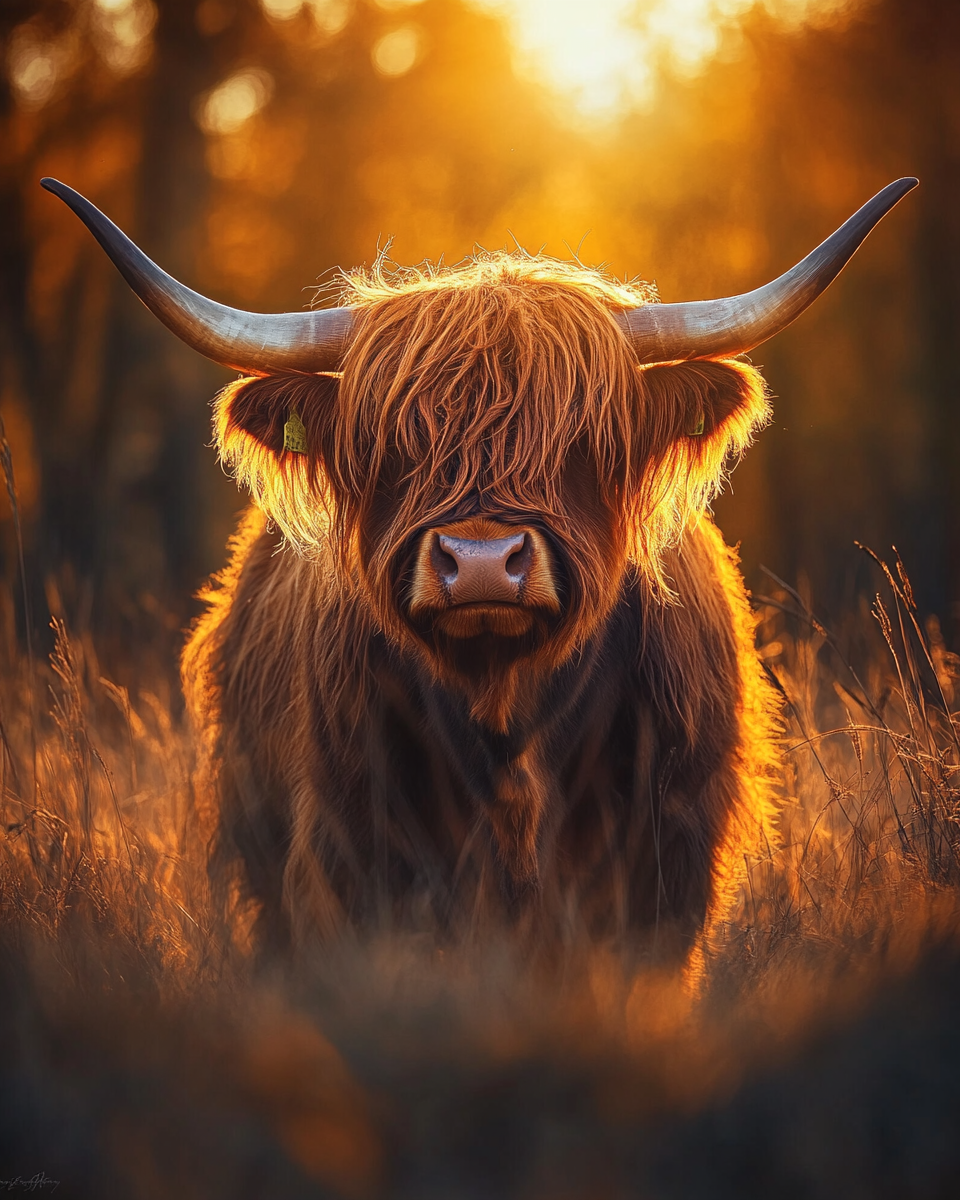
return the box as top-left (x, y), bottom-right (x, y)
top-left (183, 253), bottom-right (780, 960)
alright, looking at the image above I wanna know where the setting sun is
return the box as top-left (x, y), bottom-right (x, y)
top-left (471, 0), bottom-right (853, 115)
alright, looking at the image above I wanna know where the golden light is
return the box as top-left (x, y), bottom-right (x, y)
top-left (470, 0), bottom-right (854, 117)
top-left (372, 25), bottom-right (424, 77)
top-left (198, 69), bottom-right (274, 136)
top-left (261, 0), bottom-right (303, 19)
top-left (91, 0), bottom-right (158, 76)
top-left (7, 37), bottom-right (59, 109)
top-left (6, 21), bottom-right (80, 110)
top-left (259, 0), bottom-right (352, 35)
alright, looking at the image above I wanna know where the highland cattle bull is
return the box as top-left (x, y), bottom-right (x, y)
top-left (43, 176), bottom-right (916, 961)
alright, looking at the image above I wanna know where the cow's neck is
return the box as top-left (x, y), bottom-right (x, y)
top-left (415, 625), bottom-right (623, 893)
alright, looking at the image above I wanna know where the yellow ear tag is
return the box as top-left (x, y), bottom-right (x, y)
top-left (687, 409), bottom-right (705, 437)
top-left (283, 410), bottom-right (308, 454)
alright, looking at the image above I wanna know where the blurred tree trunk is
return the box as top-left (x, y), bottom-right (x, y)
top-left (0, 2), bottom-right (59, 641)
top-left (96, 0), bottom-right (233, 614)
top-left (904, 0), bottom-right (960, 641)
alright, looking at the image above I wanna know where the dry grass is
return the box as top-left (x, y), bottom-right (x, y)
top-left (714, 552), bottom-right (960, 987)
top-left (2, 532), bottom-right (960, 1196)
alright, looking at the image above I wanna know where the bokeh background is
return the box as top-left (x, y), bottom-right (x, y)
top-left (1, 0), bottom-right (956, 653)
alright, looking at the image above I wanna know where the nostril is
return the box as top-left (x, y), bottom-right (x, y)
top-left (505, 535), bottom-right (532, 581)
top-left (430, 536), bottom-right (459, 585)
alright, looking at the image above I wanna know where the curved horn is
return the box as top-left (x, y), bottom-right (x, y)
top-left (40, 178), bottom-right (353, 375)
top-left (617, 177), bottom-right (918, 363)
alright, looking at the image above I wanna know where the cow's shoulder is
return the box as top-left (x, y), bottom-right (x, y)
top-left (183, 508), bottom-right (358, 723)
top-left (624, 517), bottom-right (767, 752)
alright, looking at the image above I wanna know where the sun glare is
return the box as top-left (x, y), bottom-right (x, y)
top-left (470, 0), bottom-right (854, 117)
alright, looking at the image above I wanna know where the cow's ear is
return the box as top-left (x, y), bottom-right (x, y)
top-left (214, 371), bottom-right (340, 462)
top-left (212, 373), bottom-right (340, 546)
top-left (637, 358), bottom-right (770, 458)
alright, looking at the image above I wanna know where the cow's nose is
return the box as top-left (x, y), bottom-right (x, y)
top-left (432, 532), bottom-right (532, 604)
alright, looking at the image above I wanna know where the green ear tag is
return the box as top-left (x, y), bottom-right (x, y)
top-left (687, 409), bottom-right (705, 437)
top-left (283, 410), bottom-right (308, 454)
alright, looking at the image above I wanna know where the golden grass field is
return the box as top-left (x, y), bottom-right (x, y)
top-left (3, 532), bottom-right (960, 1198)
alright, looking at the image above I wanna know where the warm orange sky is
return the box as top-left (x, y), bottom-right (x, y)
top-left (8, 0), bottom-right (860, 122)
top-left (466, 0), bottom-right (859, 116)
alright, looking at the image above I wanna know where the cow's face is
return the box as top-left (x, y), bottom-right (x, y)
top-left (216, 258), bottom-right (770, 695)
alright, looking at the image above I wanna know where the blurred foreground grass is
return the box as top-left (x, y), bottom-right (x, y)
top-left (2, 548), bottom-right (960, 1198)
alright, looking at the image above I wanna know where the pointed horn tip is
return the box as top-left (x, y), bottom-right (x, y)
top-left (40, 177), bottom-right (80, 205)
top-left (888, 176), bottom-right (919, 198)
